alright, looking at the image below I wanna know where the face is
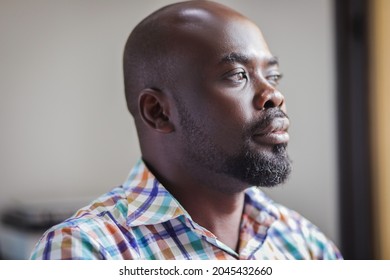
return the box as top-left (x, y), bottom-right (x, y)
top-left (172, 15), bottom-right (291, 191)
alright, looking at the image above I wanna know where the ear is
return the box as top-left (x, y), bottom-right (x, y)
top-left (138, 88), bottom-right (175, 133)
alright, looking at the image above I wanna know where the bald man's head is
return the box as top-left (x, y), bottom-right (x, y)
top-left (123, 0), bottom-right (249, 118)
top-left (122, 1), bottom-right (290, 188)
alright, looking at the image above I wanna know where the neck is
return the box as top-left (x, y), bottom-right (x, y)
top-left (143, 156), bottom-right (247, 252)
top-left (182, 189), bottom-right (245, 252)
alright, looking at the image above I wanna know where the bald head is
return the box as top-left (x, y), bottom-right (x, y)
top-left (123, 1), bottom-right (289, 188)
top-left (123, 1), bottom-right (252, 117)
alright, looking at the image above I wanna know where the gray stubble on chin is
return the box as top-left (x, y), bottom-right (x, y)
top-left (223, 143), bottom-right (292, 188)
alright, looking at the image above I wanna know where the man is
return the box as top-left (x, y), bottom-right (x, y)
top-left (31, 0), bottom-right (342, 260)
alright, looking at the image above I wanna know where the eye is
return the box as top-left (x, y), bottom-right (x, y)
top-left (266, 73), bottom-right (283, 86)
top-left (223, 69), bottom-right (248, 84)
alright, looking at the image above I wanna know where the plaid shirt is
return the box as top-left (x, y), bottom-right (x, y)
top-left (30, 160), bottom-right (342, 260)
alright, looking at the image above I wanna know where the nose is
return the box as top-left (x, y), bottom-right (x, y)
top-left (253, 84), bottom-right (285, 110)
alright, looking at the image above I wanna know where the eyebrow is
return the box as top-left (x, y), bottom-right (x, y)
top-left (267, 56), bottom-right (279, 66)
top-left (219, 52), bottom-right (279, 67)
top-left (220, 52), bottom-right (249, 65)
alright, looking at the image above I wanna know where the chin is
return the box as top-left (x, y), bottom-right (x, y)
top-left (223, 143), bottom-right (292, 188)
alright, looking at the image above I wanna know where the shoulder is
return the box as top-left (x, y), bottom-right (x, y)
top-left (245, 187), bottom-right (343, 259)
top-left (30, 186), bottom-right (138, 260)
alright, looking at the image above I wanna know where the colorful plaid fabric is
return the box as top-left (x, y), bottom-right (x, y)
top-left (30, 160), bottom-right (342, 260)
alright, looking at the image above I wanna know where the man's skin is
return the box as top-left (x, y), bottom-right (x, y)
top-left (123, 1), bottom-right (290, 252)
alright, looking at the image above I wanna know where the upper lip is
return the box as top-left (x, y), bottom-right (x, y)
top-left (253, 117), bottom-right (290, 136)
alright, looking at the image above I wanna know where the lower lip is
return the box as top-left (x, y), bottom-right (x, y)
top-left (253, 131), bottom-right (290, 145)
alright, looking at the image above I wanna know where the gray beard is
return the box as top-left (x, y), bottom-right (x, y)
top-left (176, 98), bottom-right (292, 190)
top-left (222, 142), bottom-right (291, 187)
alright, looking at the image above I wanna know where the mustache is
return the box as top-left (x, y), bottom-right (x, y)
top-left (247, 108), bottom-right (289, 136)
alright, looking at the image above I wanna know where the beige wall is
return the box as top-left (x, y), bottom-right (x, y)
top-left (0, 0), bottom-right (340, 248)
top-left (370, 0), bottom-right (390, 259)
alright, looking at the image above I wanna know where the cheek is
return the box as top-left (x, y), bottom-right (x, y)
top-left (209, 89), bottom-right (253, 122)
top-left (196, 91), bottom-right (254, 148)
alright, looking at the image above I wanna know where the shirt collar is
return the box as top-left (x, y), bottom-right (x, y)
top-left (123, 160), bottom-right (187, 227)
top-left (123, 160), bottom-right (280, 230)
top-left (243, 187), bottom-right (280, 226)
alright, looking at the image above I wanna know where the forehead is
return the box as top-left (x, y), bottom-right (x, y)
top-left (215, 19), bottom-right (272, 65)
top-left (172, 14), bottom-right (272, 66)
top-left (219, 19), bottom-right (270, 54)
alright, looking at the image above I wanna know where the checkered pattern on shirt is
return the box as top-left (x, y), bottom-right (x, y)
top-left (30, 160), bottom-right (343, 260)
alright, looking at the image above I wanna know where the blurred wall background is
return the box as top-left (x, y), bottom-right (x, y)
top-left (0, 0), bottom-right (339, 258)
top-left (371, 0), bottom-right (390, 259)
